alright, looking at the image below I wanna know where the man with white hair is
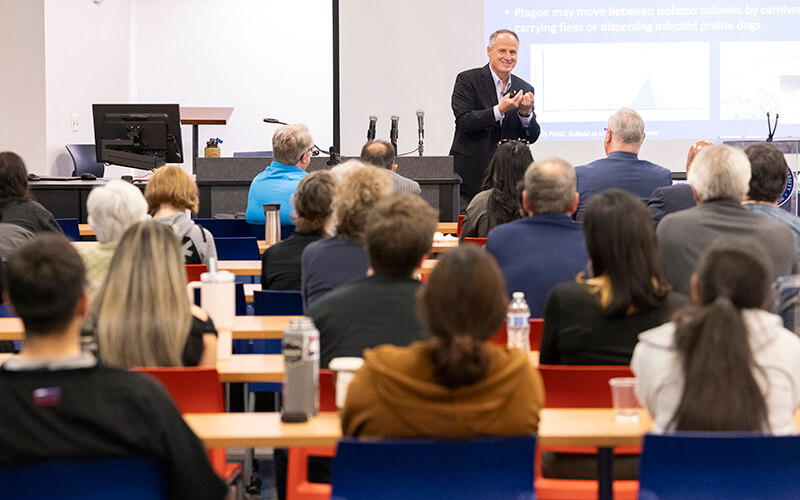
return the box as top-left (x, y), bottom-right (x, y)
top-left (78, 180), bottom-right (148, 290)
top-left (573, 108), bottom-right (671, 221)
top-left (246, 123), bottom-right (314, 225)
top-left (657, 144), bottom-right (798, 295)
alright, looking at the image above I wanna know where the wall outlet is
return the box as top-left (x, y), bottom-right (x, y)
top-left (71, 113), bottom-right (79, 132)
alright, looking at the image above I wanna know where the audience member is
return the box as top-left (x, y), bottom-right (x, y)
top-left (742, 143), bottom-right (800, 261)
top-left (341, 245), bottom-right (544, 437)
top-left (309, 193), bottom-right (436, 368)
top-left (145, 165), bottom-right (217, 267)
top-left (0, 151), bottom-right (62, 235)
top-left (0, 234), bottom-right (226, 499)
top-left (647, 139), bottom-right (712, 224)
top-left (261, 171), bottom-right (335, 290)
top-left (301, 161), bottom-right (391, 307)
top-left (633, 238), bottom-right (800, 434)
top-left (79, 180), bottom-right (148, 291)
top-left (92, 221), bottom-right (217, 368)
top-left (540, 189), bottom-right (686, 365)
top-left (360, 140), bottom-right (421, 195)
top-left (246, 123), bottom-right (314, 225)
top-left (460, 140), bottom-right (532, 240)
top-left (486, 157), bottom-right (588, 318)
top-left (658, 145), bottom-right (798, 295)
top-left (573, 108), bottom-right (671, 221)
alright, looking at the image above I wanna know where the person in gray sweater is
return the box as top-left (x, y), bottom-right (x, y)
top-left (145, 166), bottom-right (217, 267)
top-left (657, 145), bottom-right (798, 295)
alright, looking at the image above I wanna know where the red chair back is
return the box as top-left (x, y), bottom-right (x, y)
top-left (538, 364), bottom-right (634, 408)
top-left (462, 237), bottom-right (487, 247)
top-left (456, 214), bottom-right (466, 237)
top-left (489, 318), bottom-right (544, 349)
top-left (130, 367), bottom-right (230, 476)
top-left (185, 264), bottom-right (208, 284)
top-left (319, 369), bottom-right (337, 413)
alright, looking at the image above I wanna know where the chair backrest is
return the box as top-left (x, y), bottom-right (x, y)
top-left (319, 368), bottom-right (336, 412)
top-left (233, 151), bottom-right (273, 158)
top-left (489, 318), bottom-right (544, 348)
top-left (130, 367), bottom-right (224, 413)
top-left (55, 218), bottom-right (80, 241)
top-left (253, 290), bottom-right (304, 315)
top-left (185, 264), bottom-right (208, 283)
top-left (538, 364), bottom-right (634, 408)
top-left (462, 237), bottom-right (487, 247)
top-left (456, 214), bottom-right (466, 237)
top-left (331, 436), bottom-right (536, 500)
top-left (0, 456), bottom-right (165, 499)
top-left (639, 433), bottom-right (800, 500)
top-left (192, 218), bottom-right (252, 237)
top-left (214, 236), bottom-right (261, 260)
top-left (65, 144), bottom-right (105, 177)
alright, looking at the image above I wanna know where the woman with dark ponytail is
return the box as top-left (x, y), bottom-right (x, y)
top-left (341, 245), bottom-right (544, 438)
top-left (633, 238), bottom-right (800, 433)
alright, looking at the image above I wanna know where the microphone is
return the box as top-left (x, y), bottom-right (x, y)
top-left (390, 115), bottom-right (399, 155)
top-left (263, 117), bottom-right (288, 125)
top-left (367, 115), bottom-right (377, 141)
top-left (416, 109), bottom-right (425, 156)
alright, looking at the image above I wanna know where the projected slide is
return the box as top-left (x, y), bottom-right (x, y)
top-left (485, 0), bottom-right (800, 140)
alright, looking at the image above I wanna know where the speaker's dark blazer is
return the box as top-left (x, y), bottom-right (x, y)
top-left (449, 64), bottom-right (541, 199)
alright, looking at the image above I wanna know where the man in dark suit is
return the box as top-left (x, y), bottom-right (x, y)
top-left (450, 29), bottom-right (540, 206)
top-left (573, 108), bottom-right (671, 221)
top-left (647, 139), bottom-right (712, 225)
top-left (486, 157), bottom-right (588, 318)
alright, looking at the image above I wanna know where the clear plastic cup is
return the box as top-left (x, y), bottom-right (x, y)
top-left (609, 377), bottom-right (640, 423)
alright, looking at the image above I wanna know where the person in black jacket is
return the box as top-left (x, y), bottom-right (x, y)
top-left (450, 29), bottom-right (541, 206)
top-left (0, 234), bottom-right (226, 500)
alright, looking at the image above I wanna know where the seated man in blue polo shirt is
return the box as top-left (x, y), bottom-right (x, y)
top-left (573, 107), bottom-right (672, 221)
top-left (246, 123), bottom-right (314, 226)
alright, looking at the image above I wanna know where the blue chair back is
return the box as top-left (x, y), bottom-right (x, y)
top-left (214, 236), bottom-right (260, 260)
top-left (55, 218), bottom-right (80, 241)
top-left (193, 218), bottom-right (252, 237)
top-left (253, 290), bottom-right (304, 316)
top-left (0, 456), bottom-right (165, 499)
top-left (65, 144), bottom-right (105, 177)
top-left (330, 436), bottom-right (536, 500)
top-left (638, 433), bottom-right (800, 500)
top-left (233, 151), bottom-right (273, 158)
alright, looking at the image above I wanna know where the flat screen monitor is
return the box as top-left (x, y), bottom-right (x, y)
top-left (92, 104), bottom-right (183, 170)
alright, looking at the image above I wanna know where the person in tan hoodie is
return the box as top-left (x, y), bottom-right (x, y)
top-left (341, 245), bottom-right (545, 438)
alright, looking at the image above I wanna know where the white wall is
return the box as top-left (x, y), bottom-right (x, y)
top-left (132, 0), bottom-right (334, 165)
top-left (339, 0), bottom-right (484, 157)
top-left (0, 0), bottom-right (47, 171)
top-left (44, 0), bottom-right (132, 175)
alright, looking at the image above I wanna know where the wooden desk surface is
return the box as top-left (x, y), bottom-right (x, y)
top-left (437, 222), bottom-right (458, 234)
top-left (431, 239), bottom-right (458, 253)
top-left (184, 408), bottom-right (800, 449)
top-left (0, 352), bottom-right (281, 383)
top-left (180, 107), bottom-right (234, 125)
top-left (0, 315), bottom-right (294, 341)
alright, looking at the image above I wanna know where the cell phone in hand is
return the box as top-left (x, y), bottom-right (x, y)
top-left (506, 89), bottom-right (520, 99)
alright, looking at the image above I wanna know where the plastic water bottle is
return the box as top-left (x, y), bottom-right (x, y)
top-left (507, 291), bottom-right (531, 352)
top-left (281, 317), bottom-right (320, 422)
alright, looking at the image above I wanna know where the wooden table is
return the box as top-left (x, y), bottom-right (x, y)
top-left (431, 239), bottom-right (458, 253)
top-left (437, 222), bottom-right (458, 234)
top-left (0, 315), bottom-right (294, 341)
top-left (216, 354), bottom-right (283, 383)
top-left (180, 107), bottom-right (234, 174)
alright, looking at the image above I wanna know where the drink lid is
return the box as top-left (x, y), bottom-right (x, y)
top-left (200, 270), bottom-right (235, 283)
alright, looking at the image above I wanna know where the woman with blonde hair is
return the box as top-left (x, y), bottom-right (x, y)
top-left (145, 165), bottom-right (217, 267)
top-left (301, 161), bottom-right (391, 307)
top-left (92, 220), bottom-right (217, 368)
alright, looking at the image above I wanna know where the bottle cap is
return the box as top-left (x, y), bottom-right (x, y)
top-left (512, 291), bottom-right (525, 300)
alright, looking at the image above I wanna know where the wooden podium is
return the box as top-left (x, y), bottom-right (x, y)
top-left (180, 107), bottom-right (234, 174)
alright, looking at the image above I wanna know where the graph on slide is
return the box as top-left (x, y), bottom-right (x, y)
top-left (529, 42), bottom-right (709, 123)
